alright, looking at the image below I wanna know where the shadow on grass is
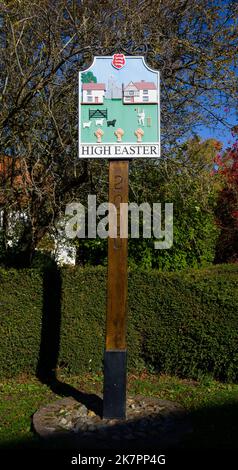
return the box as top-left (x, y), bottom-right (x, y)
top-left (183, 399), bottom-right (238, 450)
top-left (36, 264), bottom-right (103, 417)
top-left (1, 399), bottom-right (238, 453)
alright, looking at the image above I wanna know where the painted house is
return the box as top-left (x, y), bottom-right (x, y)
top-left (82, 82), bottom-right (106, 104)
top-left (123, 80), bottom-right (157, 104)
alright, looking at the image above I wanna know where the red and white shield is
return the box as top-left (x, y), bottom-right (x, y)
top-left (112, 54), bottom-right (126, 70)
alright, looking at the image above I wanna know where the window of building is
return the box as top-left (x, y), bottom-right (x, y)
top-left (143, 90), bottom-right (148, 94)
top-left (87, 90), bottom-right (92, 95)
top-left (143, 96), bottom-right (149, 102)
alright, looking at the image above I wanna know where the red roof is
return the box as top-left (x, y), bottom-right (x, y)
top-left (134, 81), bottom-right (156, 90)
top-left (125, 81), bottom-right (156, 90)
top-left (82, 83), bottom-right (105, 90)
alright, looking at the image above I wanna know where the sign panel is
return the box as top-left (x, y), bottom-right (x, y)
top-left (79, 55), bottom-right (160, 158)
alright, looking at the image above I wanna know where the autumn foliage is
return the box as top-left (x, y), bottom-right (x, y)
top-left (214, 136), bottom-right (238, 263)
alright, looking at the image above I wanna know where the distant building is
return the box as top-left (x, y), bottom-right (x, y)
top-left (0, 155), bottom-right (77, 266)
top-left (105, 76), bottom-right (122, 99)
top-left (82, 83), bottom-right (106, 104)
top-left (123, 80), bottom-right (157, 104)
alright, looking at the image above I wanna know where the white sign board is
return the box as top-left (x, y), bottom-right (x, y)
top-left (79, 55), bottom-right (160, 158)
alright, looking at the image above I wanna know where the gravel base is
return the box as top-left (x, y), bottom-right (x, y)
top-left (33, 395), bottom-right (192, 450)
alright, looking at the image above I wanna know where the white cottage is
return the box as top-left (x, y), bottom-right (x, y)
top-left (123, 80), bottom-right (157, 104)
top-left (82, 82), bottom-right (106, 104)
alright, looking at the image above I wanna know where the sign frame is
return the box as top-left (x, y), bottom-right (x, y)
top-left (78, 55), bottom-right (160, 159)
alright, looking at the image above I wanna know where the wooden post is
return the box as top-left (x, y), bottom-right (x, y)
top-left (103, 160), bottom-right (129, 419)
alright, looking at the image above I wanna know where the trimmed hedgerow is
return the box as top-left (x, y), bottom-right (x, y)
top-left (0, 265), bottom-right (238, 381)
top-left (0, 268), bottom-right (43, 378)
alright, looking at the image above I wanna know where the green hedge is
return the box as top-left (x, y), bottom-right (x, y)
top-left (0, 269), bottom-right (43, 377)
top-left (0, 265), bottom-right (238, 381)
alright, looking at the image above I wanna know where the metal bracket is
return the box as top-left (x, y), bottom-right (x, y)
top-left (103, 350), bottom-right (127, 419)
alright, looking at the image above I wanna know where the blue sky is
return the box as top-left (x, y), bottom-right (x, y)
top-left (82, 57), bottom-right (158, 88)
top-left (196, 108), bottom-right (237, 148)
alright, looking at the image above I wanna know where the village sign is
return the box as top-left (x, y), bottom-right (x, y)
top-left (78, 54), bottom-right (160, 419)
top-left (79, 55), bottom-right (160, 158)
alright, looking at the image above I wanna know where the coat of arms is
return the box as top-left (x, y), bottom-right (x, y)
top-left (112, 53), bottom-right (126, 70)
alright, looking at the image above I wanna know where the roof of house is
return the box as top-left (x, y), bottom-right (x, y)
top-left (125, 81), bottom-right (156, 90)
top-left (82, 83), bottom-right (106, 90)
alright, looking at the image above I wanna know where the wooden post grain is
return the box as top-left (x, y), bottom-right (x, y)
top-left (103, 160), bottom-right (129, 419)
top-left (106, 160), bottom-right (129, 350)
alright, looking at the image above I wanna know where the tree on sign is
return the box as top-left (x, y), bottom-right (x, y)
top-left (81, 72), bottom-right (97, 83)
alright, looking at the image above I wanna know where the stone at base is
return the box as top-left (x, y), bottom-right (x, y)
top-left (33, 395), bottom-right (192, 449)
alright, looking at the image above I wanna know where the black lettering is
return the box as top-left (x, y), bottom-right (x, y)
top-left (94, 146), bottom-right (103, 155)
top-left (151, 146), bottom-right (157, 154)
top-left (81, 146), bottom-right (90, 155)
top-left (104, 146), bottom-right (111, 155)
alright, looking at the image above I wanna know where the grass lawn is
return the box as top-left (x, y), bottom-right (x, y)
top-left (81, 99), bottom-right (159, 143)
top-left (1, 372), bottom-right (238, 450)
